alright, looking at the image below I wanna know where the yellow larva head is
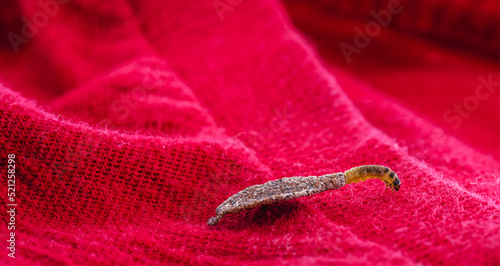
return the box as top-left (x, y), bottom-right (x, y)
top-left (385, 168), bottom-right (401, 191)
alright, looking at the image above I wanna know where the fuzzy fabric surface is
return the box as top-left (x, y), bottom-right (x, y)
top-left (1, 0), bottom-right (500, 264)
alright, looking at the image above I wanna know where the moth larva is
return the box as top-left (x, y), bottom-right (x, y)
top-left (207, 165), bottom-right (400, 226)
top-left (344, 165), bottom-right (400, 191)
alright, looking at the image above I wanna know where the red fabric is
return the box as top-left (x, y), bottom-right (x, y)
top-left (1, 0), bottom-right (500, 264)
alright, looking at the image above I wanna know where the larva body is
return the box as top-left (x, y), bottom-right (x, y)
top-left (207, 165), bottom-right (400, 225)
top-left (344, 165), bottom-right (400, 191)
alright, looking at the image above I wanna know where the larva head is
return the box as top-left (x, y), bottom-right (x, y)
top-left (384, 168), bottom-right (400, 191)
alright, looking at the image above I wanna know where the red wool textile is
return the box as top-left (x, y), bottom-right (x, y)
top-left (1, 0), bottom-right (500, 264)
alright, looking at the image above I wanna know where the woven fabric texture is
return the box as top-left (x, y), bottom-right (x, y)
top-left (1, 0), bottom-right (500, 264)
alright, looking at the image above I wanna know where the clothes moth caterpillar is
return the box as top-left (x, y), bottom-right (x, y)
top-left (344, 165), bottom-right (400, 191)
top-left (207, 165), bottom-right (400, 226)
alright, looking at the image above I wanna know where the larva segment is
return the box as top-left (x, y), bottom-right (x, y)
top-left (344, 165), bottom-right (401, 191)
top-left (207, 173), bottom-right (346, 226)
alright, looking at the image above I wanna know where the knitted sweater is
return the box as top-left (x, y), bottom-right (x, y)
top-left (1, 0), bottom-right (499, 264)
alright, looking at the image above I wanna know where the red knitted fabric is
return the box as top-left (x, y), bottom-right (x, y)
top-left (1, 0), bottom-right (500, 264)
